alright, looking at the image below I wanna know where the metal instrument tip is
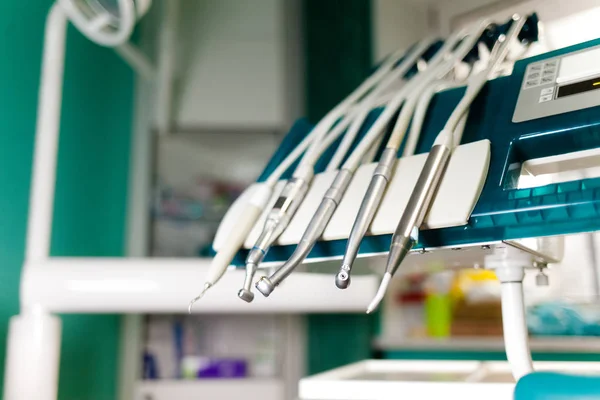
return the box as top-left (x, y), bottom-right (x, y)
top-left (335, 267), bottom-right (351, 289)
top-left (188, 282), bottom-right (211, 313)
top-left (366, 272), bottom-right (392, 314)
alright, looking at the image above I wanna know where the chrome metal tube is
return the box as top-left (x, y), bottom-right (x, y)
top-left (391, 145), bottom-right (450, 243)
top-left (367, 144), bottom-right (451, 313)
top-left (335, 148), bottom-right (396, 289)
top-left (237, 178), bottom-right (308, 302)
top-left (256, 169), bottom-right (354, 297)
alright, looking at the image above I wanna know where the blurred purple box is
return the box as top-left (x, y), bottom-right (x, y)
top-left (197, 359), bottom-right (247, 378)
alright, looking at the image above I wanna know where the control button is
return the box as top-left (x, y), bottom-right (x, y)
top-left (539, 94), bottom-right (553, 103)
top-left (541, 76), bottom-right (554, 84)
top-left (543, 68), bottom-right (556, 76)
top-left (540, 87), bottom-right (555, 96)
top-left (528, 72), bottom-right (541, 79)
top-left (530, 64), bottom-right (542, 71)
top-left (525, 80), bottom-right (539, 88)
top-left (544, 60), bottom-right (558, 69)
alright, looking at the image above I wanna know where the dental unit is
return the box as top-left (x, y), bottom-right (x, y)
top-left (217, 11), bottom-right (600, 385)
top-left (255, 21), bottom-right (495, 297)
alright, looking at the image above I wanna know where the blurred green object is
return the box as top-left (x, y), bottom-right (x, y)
top-left (303, 0), bottom-right (374, 374)
top-left (425, 294), bottom-right (452, 338)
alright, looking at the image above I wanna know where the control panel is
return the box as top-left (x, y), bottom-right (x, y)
top-left (513, 45), bottom-right (600, 123)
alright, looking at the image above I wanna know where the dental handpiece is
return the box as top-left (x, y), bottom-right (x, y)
top-left (366, 14), bottom-right (526, 314)
top-left (335, 148), bottom-right (396, 288)
top-left (238, 177), bottom-right (309, 302)
top-left (366, 142), bottom-right (452, 313)
top-left (255, 169), bottom-right (354, 297)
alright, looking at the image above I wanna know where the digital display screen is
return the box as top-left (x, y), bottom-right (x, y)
top-left (557, 76), bottom-right (600, 99)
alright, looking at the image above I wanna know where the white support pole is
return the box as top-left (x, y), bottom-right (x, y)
top-left (500, 280), bottom-right (533, 380)
top-left (155, 0), bottom-right (179, 136)
top-left (486, 246), bottom-right (534, 381)
top-left (25, 3), bottom-right (66, 264)
top-left (118, 10), bottom-right (158, 397)
top-left (4, 5), bottom-right (67, 400)
top-left (4, 310), bottom-right (62, 400)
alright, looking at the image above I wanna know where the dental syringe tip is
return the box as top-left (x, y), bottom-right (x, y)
top-left (187, 282), bottom-right (212, 313)
top-left (365, 272), bottom-right (392, 314)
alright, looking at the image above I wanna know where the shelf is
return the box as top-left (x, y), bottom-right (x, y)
top-left (373, 336), bottom-right (600, 353)
top-left (136, 378), bottom-right (284, 400)
top-left (22, 258), bottom-right (378, 313)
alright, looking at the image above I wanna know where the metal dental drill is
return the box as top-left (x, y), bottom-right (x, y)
top-left (238, 40), bottom-right (436, 302)
top-left (238, 177), bottom-right (309, 302)
top-left (366, 14), bottom-right (526, 314)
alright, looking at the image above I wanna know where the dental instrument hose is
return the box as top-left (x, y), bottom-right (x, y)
top-left (324, 38), bottom-right (437, 173)
top-left (237, 42), bottom-right (435, 302)
top-left (366, 14), bottom-right (526, 314)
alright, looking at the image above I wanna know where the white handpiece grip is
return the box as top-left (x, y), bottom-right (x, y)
top-left (206, 183), bottom-right (273, 285)
top-left (206, 203), bottom-right (264, 285)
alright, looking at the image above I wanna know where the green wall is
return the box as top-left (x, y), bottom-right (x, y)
top-left (303, 0), bottom-right (375, 375)
top-left (0, 2), bottom-right (134, 399)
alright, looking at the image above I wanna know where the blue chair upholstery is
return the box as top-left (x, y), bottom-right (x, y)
top-left (515, 372), bottom-right (600, 399)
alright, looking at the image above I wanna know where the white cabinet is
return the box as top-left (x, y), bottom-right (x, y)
top-left (172, 0), bottom-right (303, 131)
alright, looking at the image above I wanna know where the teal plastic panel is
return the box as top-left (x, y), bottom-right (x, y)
top-left (516, 372), bottom-right (600, 399)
